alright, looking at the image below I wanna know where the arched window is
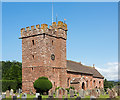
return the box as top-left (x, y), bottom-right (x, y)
top-left (99, 81), bottom-right (101, 87)
top-left (93, 80), bottom-right (95, 87)
top-left (52, 40), bottom-right (53, 45)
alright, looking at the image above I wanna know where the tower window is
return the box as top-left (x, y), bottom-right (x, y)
top-left (43, 33), bottom-right (45, 38)
top-left (52, 40), bottom-right (53, 45)
top-left (32, 55), bottom-right (34, 59)
top-left (32, 67), bottom-right (33, 70)
top-left (32, 40), bottom-right (34, 45)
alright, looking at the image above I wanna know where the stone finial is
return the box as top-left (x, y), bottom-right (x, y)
top-left (21, 28), bottom-right (25, 36)
top-left (36, 24), bottom-right (40, 29)
top-left (49, 25), bottom-right (52, 29)
top-left (31, 25), bottom-right (34, 30)
top-left (52, 22), bottom-right (56, 28)
top-left (58, 21), bottom-right (63, 28)
top-left (64, 23), bottom-right (67, 30)
top-left (26, 27), bottom-right (30, 31)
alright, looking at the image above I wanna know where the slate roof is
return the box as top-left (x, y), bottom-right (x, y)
top-left (67, 60), bottom-right (104, 79)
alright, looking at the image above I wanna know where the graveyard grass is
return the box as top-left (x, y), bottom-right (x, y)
top-left (6, 93), bottom-right (120, 98)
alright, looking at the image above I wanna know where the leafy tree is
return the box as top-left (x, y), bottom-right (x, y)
top-left (33, 77), bottom-right (52, 94)
top-left (104, 79), bottom-right (114, 92)
top-left (1, 60), bottom-right (22, 91)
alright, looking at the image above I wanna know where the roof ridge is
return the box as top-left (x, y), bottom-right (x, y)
top-left (67, 60), bottom-right (94, 68)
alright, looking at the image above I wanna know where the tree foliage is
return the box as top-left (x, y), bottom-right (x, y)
top-left (1, 60), bottom-right (22, 91)
top-left (104, 79), bottom-right (114, 92)
top-left (33, 76), bottom-right (52, 94)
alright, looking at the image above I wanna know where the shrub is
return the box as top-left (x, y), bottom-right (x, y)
top-left (33, 76), bottom-right (52, 94)
top-left (1, 80), bottom-right (17, 92)
top-left (65, 88), bottom-right (69, 93)
top-left (69, 86), bottom-right (75, 90)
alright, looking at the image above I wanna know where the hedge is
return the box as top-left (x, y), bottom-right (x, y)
top-left (0, 80), bottom-right (17, 92)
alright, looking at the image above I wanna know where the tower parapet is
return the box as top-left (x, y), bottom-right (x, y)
top-left (20, 21), bottom-right (67, 40)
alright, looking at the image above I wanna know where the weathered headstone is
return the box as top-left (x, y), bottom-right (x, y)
top-left (0, 94), bottom-right (2, 100)
top-left (10, 89), bottom-right (14, 96)
top-left (22, 93), bottom-right (27, 98)
top-left (2, 93), bottom-right (6, 99)
top-left (58, 88), bottom-right (63, 98)
top-left (48, 89), bottom-right (53, 98)
top-left (64, 90), bottom-right (68, 98)
top-left (79, 89), bottom-right (84, 98)
top-left (13, 96), bottom-right (17, 100)
top-left (18, 88), bottom-right (21, 94)
top-left (69, 89), bottom-right (74, 98)
top-left (6, 90), bottom-right (10, 97)
top-left (36, 93), bottom-right (40, 98)
top-left (55, 89), bottom-right (59, 98)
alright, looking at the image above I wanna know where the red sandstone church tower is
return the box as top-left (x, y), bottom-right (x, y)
top-left (20, 21), bottom-right (68, 93)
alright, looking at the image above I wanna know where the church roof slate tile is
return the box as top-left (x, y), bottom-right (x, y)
top-left (67, 60), bottom-right (104, 79)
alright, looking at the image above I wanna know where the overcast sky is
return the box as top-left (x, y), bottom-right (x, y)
top-left (2, 2), bottom-right (118, 81)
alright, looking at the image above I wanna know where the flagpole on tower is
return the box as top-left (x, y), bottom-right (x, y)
top-left (52, 0), bottom-right (53, 24)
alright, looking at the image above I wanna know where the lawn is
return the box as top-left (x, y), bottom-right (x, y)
top-left (5, 93), bottom-right (120, 99)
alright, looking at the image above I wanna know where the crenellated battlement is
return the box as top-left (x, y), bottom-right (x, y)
top-left (20, 21), bottom-right (67, 40)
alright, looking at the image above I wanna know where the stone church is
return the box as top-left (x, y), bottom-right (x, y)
top-left (20, 21), bottom-right (104, 93)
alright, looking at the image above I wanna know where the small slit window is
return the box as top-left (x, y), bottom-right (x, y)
top-left (32, 55), bottom-right (34, 59)
top-left (32, 67), bottom-right (33, 70)
top-left (43, 33), bottom-right (45, 38)
top-left (32, 40), bottom-right (34, 45)
top-left (52, 40), bottom-right (53, 45)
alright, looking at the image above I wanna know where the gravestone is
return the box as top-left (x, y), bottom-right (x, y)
top-left (63, 88), bottom-right (65, 95)
top-left (18, 88), bottom-right (21, 94)
top-left (64, 90), bottom-right (68, 98)
top-left (2, 93), bottom-right (6, 99)
top-left (69, 89), bottom-right (74, 98)
top-left (79, 89), bottom-right (84, 98)
top-left (10, 89), bottom-right (14, 96)
top-left (22, 93), bottom-right (27, 98)
top-left (0, 94), bottom-right (2, 100)
top-left (55, 89), bottom-right (59, 98)
top-left (36, 93), bottom-right (40, 98)
top-left (48, 89), bottom-right (53, 98)
top-left (13, 96), bottom-right (17, 100)
top-left (6, 90), bottom-right (10, 97)
top-left (58, 88), bottom-right (63, 98)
